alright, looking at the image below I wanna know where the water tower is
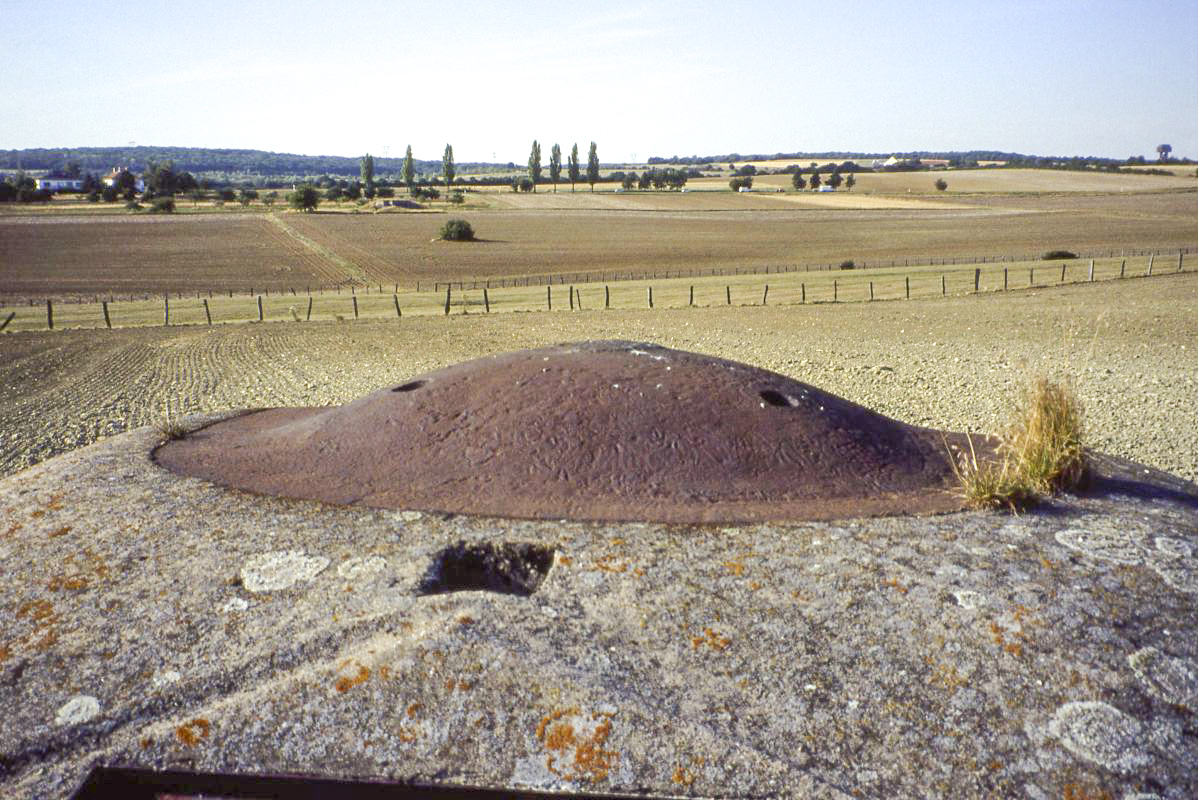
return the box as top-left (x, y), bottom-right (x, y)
top-left (1157, 144), bottom-right (1172, 162)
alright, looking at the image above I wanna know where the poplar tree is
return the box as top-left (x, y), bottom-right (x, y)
top-left (791, 170), bottom-right (806, 190)
top-left (402, 145), bottom-right (414, 190)
top-left (528, 140), bottom-right (542, 192)
top-left (549, 143), bottom-right (562, 193)
top-left (360, 153), bottom-right (374, 188)
top-left (568, 143), bottom-right (580, 192)
top-left (586, 142), bottom-right (599, 192)
top-left (442, 144), bottom-right (455, 190)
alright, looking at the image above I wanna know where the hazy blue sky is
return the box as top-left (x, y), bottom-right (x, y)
top-left (3, 0), bottom-right (1195, 162)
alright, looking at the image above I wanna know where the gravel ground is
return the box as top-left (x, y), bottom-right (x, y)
top-left (2, 271), bottom-right (1195, 483)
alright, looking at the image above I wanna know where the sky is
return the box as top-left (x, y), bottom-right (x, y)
top-left (3, 0), bottom-right (1195, 163)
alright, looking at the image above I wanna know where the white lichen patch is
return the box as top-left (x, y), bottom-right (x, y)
top-left (951, 590), bottom-right (987, 610)
top-left (1153, 537), bottom-right (1192, 559)
top-left (391, 510), bottom-right (423, 523)
top-left (337, 556), bottom-right (387, 580)
top-left (1054, 521), bottom-right (1195, 593)
top-left (220, 596), bottom-right (249, 613)
top-left (1128, 647), bottom-right (1198, 710)
top-left (151, 670), bottom-right (182, 689)
top-left (240, 550), bottom-right (330, 593)
top-left (1048, 701), bottom-right (1149, 773)
top-left (1055, 526), bottom-right (1149, 565)
top-left (55, 695), bottom-right (100, 727)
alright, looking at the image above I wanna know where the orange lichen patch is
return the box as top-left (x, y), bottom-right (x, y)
top-left (671, 766), bottom-right (696, 785)
top-left (610, 538), bottom-right (625, 546)
top-left (557, 555), bottom-right (573, 566)
top-left (398, 726), bottom-right (419, 743)
top-left (457, 615), bottom-right (475, 626)
top-left (0, 643), bottom-right (10, 664)
top-left (334, 662), bottom-right (371, 693)
top-left (722, 561), bottom-right (745, 576)
top-left (4, 522), bottom-right (23, 539)
top-left (46, 548), bottom-right (111, 593)
top-left (31, 510), bottom-right (45, 519)
top-left (592, 555), bottom-right (628, 574)
top-left (378, 666), bottom-right (392, 680)
top-left (883, 577), bottom-right (909, 594)
top-left (45, 494), bottom-right (64, 511)
top-left (48, 526), bottom-right (73, 538)
top-left (926, 659), bottom-right (969, 692)
top-left (691, 627), bottom-right (732, 651)
top-left (1063, 783), bottom-right (1113, 800)
top-left (15, 599), bottom-right (62, 652)
top-left (536, 707), bottom-right (619, 784)
top-left (140, 736), bottom-right (153, 749)
top-left (749, 581), bottom-right (763, 591)
top-left (406, 702), bottom-right (422, 719)
top-left (175, 718), bottom-right (211, 747)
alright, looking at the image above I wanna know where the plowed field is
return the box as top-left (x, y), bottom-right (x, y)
top-left (2, 273), bottom-right (1195, 485)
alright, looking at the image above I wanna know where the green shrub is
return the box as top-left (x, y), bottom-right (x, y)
top-left (1042, 250), bottom-right (1078, 260)
top-left (839, 260), bottom-right (855, 270)
top-left (440, 219), bottom-right (475, 241)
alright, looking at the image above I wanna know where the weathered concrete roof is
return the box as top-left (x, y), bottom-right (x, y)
top-left (155, 341), bottom-right (979, 523)
top-left (2, 382), bottom-right (1196, 797)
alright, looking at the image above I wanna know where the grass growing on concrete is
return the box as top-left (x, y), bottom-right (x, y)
top-left (954, 377), bottom-right (1087, 510)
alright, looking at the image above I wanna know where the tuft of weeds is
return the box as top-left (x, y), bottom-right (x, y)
top-left (154, 417), bottom-right (189, 442)
top-left (952, 376), bottom-right (1087, 511)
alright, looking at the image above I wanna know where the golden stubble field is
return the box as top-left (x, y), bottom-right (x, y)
top-left (2, 181), bottom-right (1196, 299)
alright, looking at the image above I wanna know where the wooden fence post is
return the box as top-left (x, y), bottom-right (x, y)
top-left (164, 296), bottom-right (170, 326)
top-left (1148, 253), bottom-right (1154, 275)
top-left (569, 287), bottom-right (575, 311)
top-left (689, 286), bottom-right (694, 306)
top-left (648, 286), bottom-right (654, 308)
top-left (941, 275), bottom-right (945, 296)
top-left (726, 285), bottom-right (731, 305)
top-left (1060, 263), bottom-right (1066, 283)
top-left (973, 268), bottom-right (980, 292)
top-left (763, 285), bottom-right (769, 305)
top-left (203, 298), bottom-right (212, 326)
top-left (353, 296), bottom-right (359, 319)
top-left (47, 299), bottom-right (53, 330)
top-left (257, 295), bottom-right (264, 322)
top-left (483, 289), bottom-right (489, 314)
top-left (1088, 259), bottom-right (1095, 282)
top-left (0, 311), bottom-right (14, 332)
top-left (1120, 260), bottom-right (1125, 278)
top-left (868, 282), bottom-right (873, 301)
top-left (103, 301), bottom-right (112, 329)
top-left (1030, 267), bottom-right (1034, 286)
top-left (546, 286), bottom-right (552, 311)
top-left (833, 280), bottom-right (838, 302)
top-left (1179, 252), bottom-right (1184, 272)
top-left (605, 285), bottom-right (610, 309)
top-left (801, 283), bottom-right (806, 303)
top-left (1003, 268), bottom-right (1008, 290)
top-left (444, 286), bottom-right (451, 315)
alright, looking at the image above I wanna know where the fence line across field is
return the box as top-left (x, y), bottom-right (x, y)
top-left (4, 251), bottom-right (1189, 334)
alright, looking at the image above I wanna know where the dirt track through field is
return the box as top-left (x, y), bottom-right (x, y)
top-left (2, 273), bottom-right (1195, 486)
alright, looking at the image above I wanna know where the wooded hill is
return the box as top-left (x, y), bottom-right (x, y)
top-left (0, 146), bottom-right (506, 179)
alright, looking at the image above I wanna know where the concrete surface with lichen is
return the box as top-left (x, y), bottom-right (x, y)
top-left (1, 416), bottom-right (1196, 799)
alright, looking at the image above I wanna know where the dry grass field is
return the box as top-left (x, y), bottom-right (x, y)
top-left (4, 181), bottom-right (1195, 300)
top-left (704, 167), bottom-right (1197, 194)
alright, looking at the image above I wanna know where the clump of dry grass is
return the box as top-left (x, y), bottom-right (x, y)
top-left (953, 376), bottom-right (1087, 511)
top-left (154, 418), bottom-right (189, 442)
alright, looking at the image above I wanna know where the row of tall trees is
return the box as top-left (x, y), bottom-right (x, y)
top-left (527, 141), bottom-right (600, 192)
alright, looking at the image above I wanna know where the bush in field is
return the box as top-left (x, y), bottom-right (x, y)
top-left (149, 197), bottom-right (175, 214)
top-left (449, 190), bottom-right (465, 205)
top-left (934, 178), bottom-right (948, 191)
top-left (729, 176), bottom-right (753, 191)
top-left (1042, 250), bottom-right (1078, 260)
top-left (439, 219), bottom-right (475, 241)
top-left (840, 260), bottom-right (855, 270)
top-left (288, 185), bottom-right (320, 212)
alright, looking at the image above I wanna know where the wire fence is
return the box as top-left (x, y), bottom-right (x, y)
top-left (0, 250), bottom-right (1191, 334)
